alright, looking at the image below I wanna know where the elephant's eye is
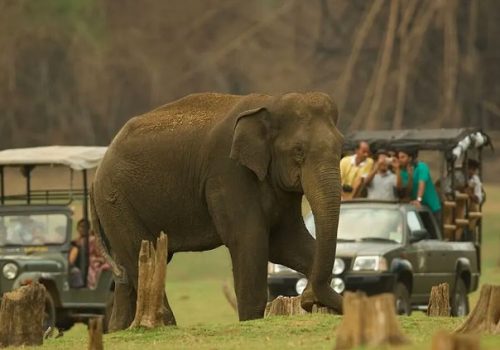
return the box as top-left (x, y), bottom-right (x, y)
top-left (293, 145), bottom-right (305, 163)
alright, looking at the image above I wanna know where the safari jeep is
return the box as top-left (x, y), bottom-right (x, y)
top-left (0, 146), bottom-right (113, 331)
top-left (268, 128), bottom-right (490, 316)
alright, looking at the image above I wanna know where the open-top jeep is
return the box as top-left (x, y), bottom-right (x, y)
top-left (0, 146), bottom-right (113, 331)
top-left (268, 128), bottom-right (491, 316)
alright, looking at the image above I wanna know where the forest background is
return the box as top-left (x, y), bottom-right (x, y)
top-left (1, 0), bottom-right (499, 178)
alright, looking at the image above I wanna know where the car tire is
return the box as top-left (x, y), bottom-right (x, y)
top-left (394, 282), bottom-right (412, 316)
top-left (451, 278), bottom-right (469, 317)
top-left (43, 291), bottom-right (56, 332)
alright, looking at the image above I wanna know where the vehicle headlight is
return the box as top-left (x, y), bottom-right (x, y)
top-left (333, 258), bottom-right (345, 275)
top-left (2, 263), bottom-right (19, 280)
top-left (330, 277), bottom-right (345, 294)
top-left (352, 256), bottom-right (388, 272)
top-left (295, 278), bottom-right (308, 294)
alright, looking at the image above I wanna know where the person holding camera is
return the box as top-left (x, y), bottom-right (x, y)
top-left (364, 150), bottom-right (400, 200)
top-left (397, 148), bottom-right (441, 223)
top-left (340, 141), bottom-right (373, 199)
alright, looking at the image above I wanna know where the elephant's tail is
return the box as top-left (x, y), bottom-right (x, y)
top-left (90, 183), bottom-right (127, 283)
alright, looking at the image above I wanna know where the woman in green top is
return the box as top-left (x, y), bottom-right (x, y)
top-left (397, 149), bottom-right (442, 224)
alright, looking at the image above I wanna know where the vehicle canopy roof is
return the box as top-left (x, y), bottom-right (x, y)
top-left (0, 146), bottom-right (107, 170)
top-left (343, 128), bottom-right (491, 155)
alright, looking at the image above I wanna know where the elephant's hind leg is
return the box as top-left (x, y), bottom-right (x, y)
top-left (95, 194), bottom-right (176, 329)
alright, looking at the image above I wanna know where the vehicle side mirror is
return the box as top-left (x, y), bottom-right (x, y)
top-left (410, 229), bottom-right (428, 243)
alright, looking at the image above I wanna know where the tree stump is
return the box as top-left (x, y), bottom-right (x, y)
top-left (130, 232), bottom-right (168, 329)
top-left (427, 283), bottom-right (451, 316)
top-left (0, 282), bottom-right (46, 347)
top-left (88, 317), bottom-right (104, 350)
top-left (431, 330), bottom-right (479, 350)
top-left (265, 296), bottom-right (307, 317)
top-left (455, 284), bottom-right (500, 334)
top-left (334, 292), bottom-right (408, 350)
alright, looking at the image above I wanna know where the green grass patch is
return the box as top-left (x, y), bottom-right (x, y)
top-left (31, 184), bottom-right (500, 348)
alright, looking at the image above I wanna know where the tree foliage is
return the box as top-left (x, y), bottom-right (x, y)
top-left (0, 0), bottom-right (499, 148)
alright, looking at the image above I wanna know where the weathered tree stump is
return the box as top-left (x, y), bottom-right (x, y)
top-left (455, 284), bottom-right (500, 334)
top-left (130, 232), bottom-right (168, 329)
top-left (0, 282), bottom-right (46, 347)
top-left (265, 296), bottom-right (307, 317)
top-left (427, 283), bottom-right (451, 316)
top-left (431, 330), bottom-right (479, 350)
top-left (334, 292), bottom-right (408, 350)
top-left (88, 317), bottom-right (104, 350)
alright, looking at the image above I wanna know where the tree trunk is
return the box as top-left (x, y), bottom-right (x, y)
top-left (88, 317), bottom-right (104, 350)
top-left (130, 232), bottom-right (168, 329)
top-left (427, 283), bottom-right (451, 316)
top-left (432, 330), bottom-right (479, 350)
top-left (265, 296), bottom-right (307, 317)
top-left (334, 292), bottom-right (408, 350)
top-left (455, 284), bottom-right (500, 334)
top-left (0, 282), bottom-right (46, 347)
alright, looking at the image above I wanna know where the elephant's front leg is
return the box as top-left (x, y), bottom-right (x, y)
top-left (228, 232), bottom-right (269, 320)
top-left (206, 180), bottom-right (269, 321)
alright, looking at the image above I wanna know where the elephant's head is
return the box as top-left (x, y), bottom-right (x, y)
top-left (230, 92), bottom-right (343, 312)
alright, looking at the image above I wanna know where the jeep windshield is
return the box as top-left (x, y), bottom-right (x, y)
top-left (0, 213), bottom-right (68, 246)
top-left (304, 207), bottom-right (403, 244)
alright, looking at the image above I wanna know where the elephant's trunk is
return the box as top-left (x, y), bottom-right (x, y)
top-left (302, 157), bottom-right (343, 313)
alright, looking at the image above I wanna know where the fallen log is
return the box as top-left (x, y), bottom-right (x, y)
top-left (335, 292), bottom-right (408, 350)
top-left (427, 283), bottom-right (451, 316)
top-left (0, 282), bottom-right (46, 347)
top-left (455, 284), bottom-right (500, 334)
top-left (130, 232), bottom-right (169, 329)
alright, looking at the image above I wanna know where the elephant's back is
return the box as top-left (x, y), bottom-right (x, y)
top-left (124, 92), bottom-right (242, 136)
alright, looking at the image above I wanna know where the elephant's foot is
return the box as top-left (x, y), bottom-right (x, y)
top-left (300, 283), bottom-right (343, 314)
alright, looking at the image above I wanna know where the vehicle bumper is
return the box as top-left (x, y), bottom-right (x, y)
top-left (268, 272), bottom-right (396, 297)
top-left (344, 273), bottom-right (396, 295)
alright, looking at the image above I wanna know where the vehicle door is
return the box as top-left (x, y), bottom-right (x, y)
top-left (416, 209), bottom-right (456, 292)
top-left (404, 210), bottom-right (434, 301)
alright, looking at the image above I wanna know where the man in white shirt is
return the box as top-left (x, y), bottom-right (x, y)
top-left (364, 150), bottom-right (400, 200)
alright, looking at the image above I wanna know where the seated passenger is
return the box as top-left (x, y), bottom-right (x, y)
top-left (397, 148), bottom-right (442, 224)
top-left (340, 141), bottom-right (373, 199)
top-left (87, 229), bottom-right (110, 289)
top-left (364, 150), bottom-right (399, 201)
top-left (68, 218), bottom-right (88, 288)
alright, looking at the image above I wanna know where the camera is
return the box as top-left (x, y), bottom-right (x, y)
top-left (385, 156), bottom-right (393, 165)
top-left (342, 184), bottom-right (353, 193)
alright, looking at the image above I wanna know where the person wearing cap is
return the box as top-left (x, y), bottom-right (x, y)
top-left (397, 148), bottom-right (442, 223)
top-left (364, 150), bottom-right (400, 201)
top-left (340, 141), bottom-right (373, 199)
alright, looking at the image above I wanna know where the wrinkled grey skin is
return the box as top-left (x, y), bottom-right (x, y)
top-left (90, 92), bottom-right (344, 331)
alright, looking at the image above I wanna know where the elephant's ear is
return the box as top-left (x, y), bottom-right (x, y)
top-left (230, 107), bottom-right (270, 181)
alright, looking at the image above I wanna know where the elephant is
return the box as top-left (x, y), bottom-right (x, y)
top-left (90, 92), bottom-right (344, 331)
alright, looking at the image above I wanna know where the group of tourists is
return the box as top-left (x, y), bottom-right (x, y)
top-left (340, 141), bottom-right (483, 225)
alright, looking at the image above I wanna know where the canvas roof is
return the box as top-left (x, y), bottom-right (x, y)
top-left (0, 146), bottom-right (107, 170)
top-left (343, 128), bottom-right (488, 152)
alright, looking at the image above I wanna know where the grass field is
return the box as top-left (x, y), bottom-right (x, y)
top-left (33, 185), bottom-right (500, 349)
